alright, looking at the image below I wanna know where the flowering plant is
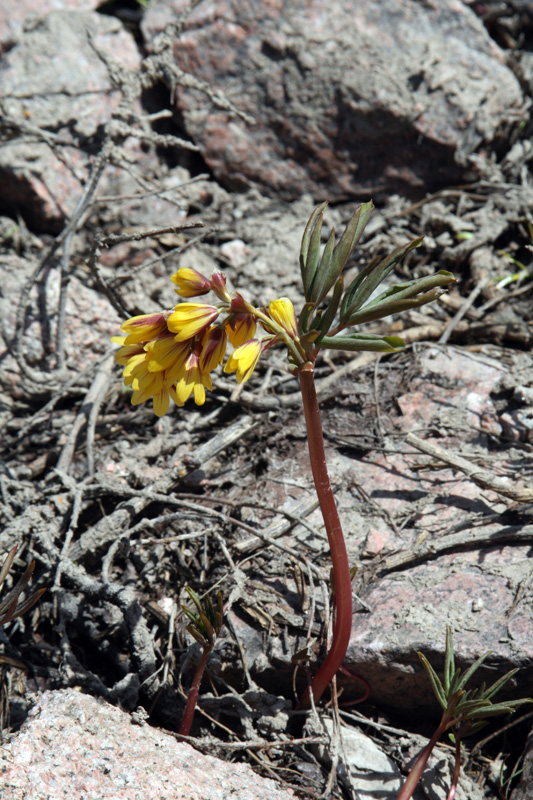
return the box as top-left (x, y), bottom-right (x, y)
top-left (112, 201), bottom-right (455, 708)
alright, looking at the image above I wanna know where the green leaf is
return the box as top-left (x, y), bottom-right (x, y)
top-left (358, 271), bottom-right (456, 312)
top-left (310, 201), bottom-right (374, 305)
top-left (300, 202), bottom-right (328, 299)
top-left (482, 669), bottom-right (518, 701)
top-left (343, 286), bottom-right (449, 327)
top-left (298, 302), bottom-right (316, 336)
top-left (308, 227), bottom-right (336, 303)
top-left (187, 625), bottom-right (209, 646)
top-left (455, 651), bottom-right (492, 693)
top-left (314, 276), bottom-right (344, 338)
top-left (340, 237), bottom-right (423, 324)
top-left (444, 626), bottom-right (454, 695)
top-left (418, 652), bottom-right (447, 711)
top-left (319, 333), bottom-right (406, 353)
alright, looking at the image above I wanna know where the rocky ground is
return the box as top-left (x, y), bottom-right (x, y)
top-left (0, 1), bottom-right (532, 798)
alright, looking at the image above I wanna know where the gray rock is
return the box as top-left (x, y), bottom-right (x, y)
top-left (0, 0), bottom-right (102, 52)
top-left (0, 11), bottom-right (140, 231)
top-left (141, 0), bottom-right (527, 200)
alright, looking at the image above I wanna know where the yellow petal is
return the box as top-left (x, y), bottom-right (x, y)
top-left (167, 304), bottom-right (219, 341)
top-left (224, 339), bottom-right (261, 383)
top-left (268, 297), bottom-right (298, 338)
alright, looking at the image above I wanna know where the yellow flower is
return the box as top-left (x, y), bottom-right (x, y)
top-left (171, 267), bottom-right (211, 297)
top-left (200, 326), bottom-right (227, 373)
top-left (171, 352), bottom-right (213, 406)
top-left (121, 352), bottom-right (175, 417)
top-left (111, 337), bottom-right (145, 367)
top-left (226, 314), bottom-right (257, 347)
top-left (112, 315), bottom-right (192, 417)
top-left (144, 335), bottom-right (190, 383)
top-left (268, 297), bottom-right (298, 338)
top-left (120, 313), bottom-right (169, 345)
top-left (224, 339), bottom-right (262, 383)
top-left (167, 303), bottom-right (219, 341)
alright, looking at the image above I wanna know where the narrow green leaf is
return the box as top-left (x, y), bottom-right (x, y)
top-left (182, 606), bottom-right (197, 625)
top-left (314, 276), bottom-right (344, 338)
top-left (340, 237), bottom-right (423, 323)
top-left (344, 287), bottom-right (448, 327)
top-left (454, 698), bottom-right (491, 715)
top-left (298, 302), bottom-right (316, 335)
top-left (0, 546), bottom-right (17, 589)
top-left (187, 625), bottom-right (209, 647)
top-left (418, 652), bottom-right (447, 711)
top-left (213, 612), bottom-right (223, 636)
top-left (11, 588), bottom-right (46, 620)
top-left (311, 201), bottom-right (374, 305)
top-left (465, 704), bottom-right (517, 720)
top-left (186, 587), bottom-right (204, 616)
top-left (319, 334), bottom-right (406, 353)
top-left (482, 669), bottom-right (518, 701)
top-left (309, 227), bottom-right (336, 303)
top-left (199, 611), bottom-right (214, 638)
top-left (329, 201), bottom-right (374, 281)
top-left (300, 202), bottom-right (328, 275)
top-left (456, 651), bottom-right (492, 692)
top-left (444, 626), bottom-right (454, 695)
top-left (300, 203), bottom-right (328, 299)
top-left (359, 271), bottom-right (456, 312)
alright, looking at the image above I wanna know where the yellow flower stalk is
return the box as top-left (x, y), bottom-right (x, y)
top-left (224, 339), bottom-right (262, 383)
top-left (167, 303), bottom-right (220, 341)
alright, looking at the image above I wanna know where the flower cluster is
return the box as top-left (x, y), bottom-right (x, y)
top-left (112, 268), bottom-right (298, 416)
top-left (112, 202), bottom-right (456, 417)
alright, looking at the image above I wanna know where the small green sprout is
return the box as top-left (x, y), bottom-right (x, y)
top-left (179, 587), bottom-right (223, 736)
top-left (397, 627), bottom-right (533, 800)
top-left (0, 546), bottom-right (45, 628)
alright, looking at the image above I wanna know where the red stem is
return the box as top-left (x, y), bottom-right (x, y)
top-left (297, 362), bottom-right (353, 709)
top-left (447, 735), bottom-right (462, 800)
top-left (396, 719), bottom-right (449, 800)
top-left (179, 646), bottom-right (211, 736)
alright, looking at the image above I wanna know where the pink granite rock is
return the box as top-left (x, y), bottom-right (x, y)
top-left (141, 0), bottom-right (527, 200)
top-left (0, 689), bottom-right (296, 800)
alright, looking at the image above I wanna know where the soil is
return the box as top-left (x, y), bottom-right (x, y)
top-left (0, 2), bottom-right (532, 799)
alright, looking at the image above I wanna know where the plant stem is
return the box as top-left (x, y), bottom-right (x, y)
top-left (179, 645), bottom-right (211, 736)
top-left (447, 735), bottom-right (462, 800)
top-left (396, 719), bottom-right (449, 800)
top-left (297, 362), bottom-right (353, 709)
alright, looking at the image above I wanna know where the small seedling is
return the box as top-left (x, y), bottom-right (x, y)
top-left (179, 587), bottom-right (223, 736)
top-left (397, 626), bottom-right (533, 800)
top-left (0, 546), bottom-right (44, 628)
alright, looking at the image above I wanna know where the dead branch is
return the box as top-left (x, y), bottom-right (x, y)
top-left (406, 432), bottom-right (533, 503)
